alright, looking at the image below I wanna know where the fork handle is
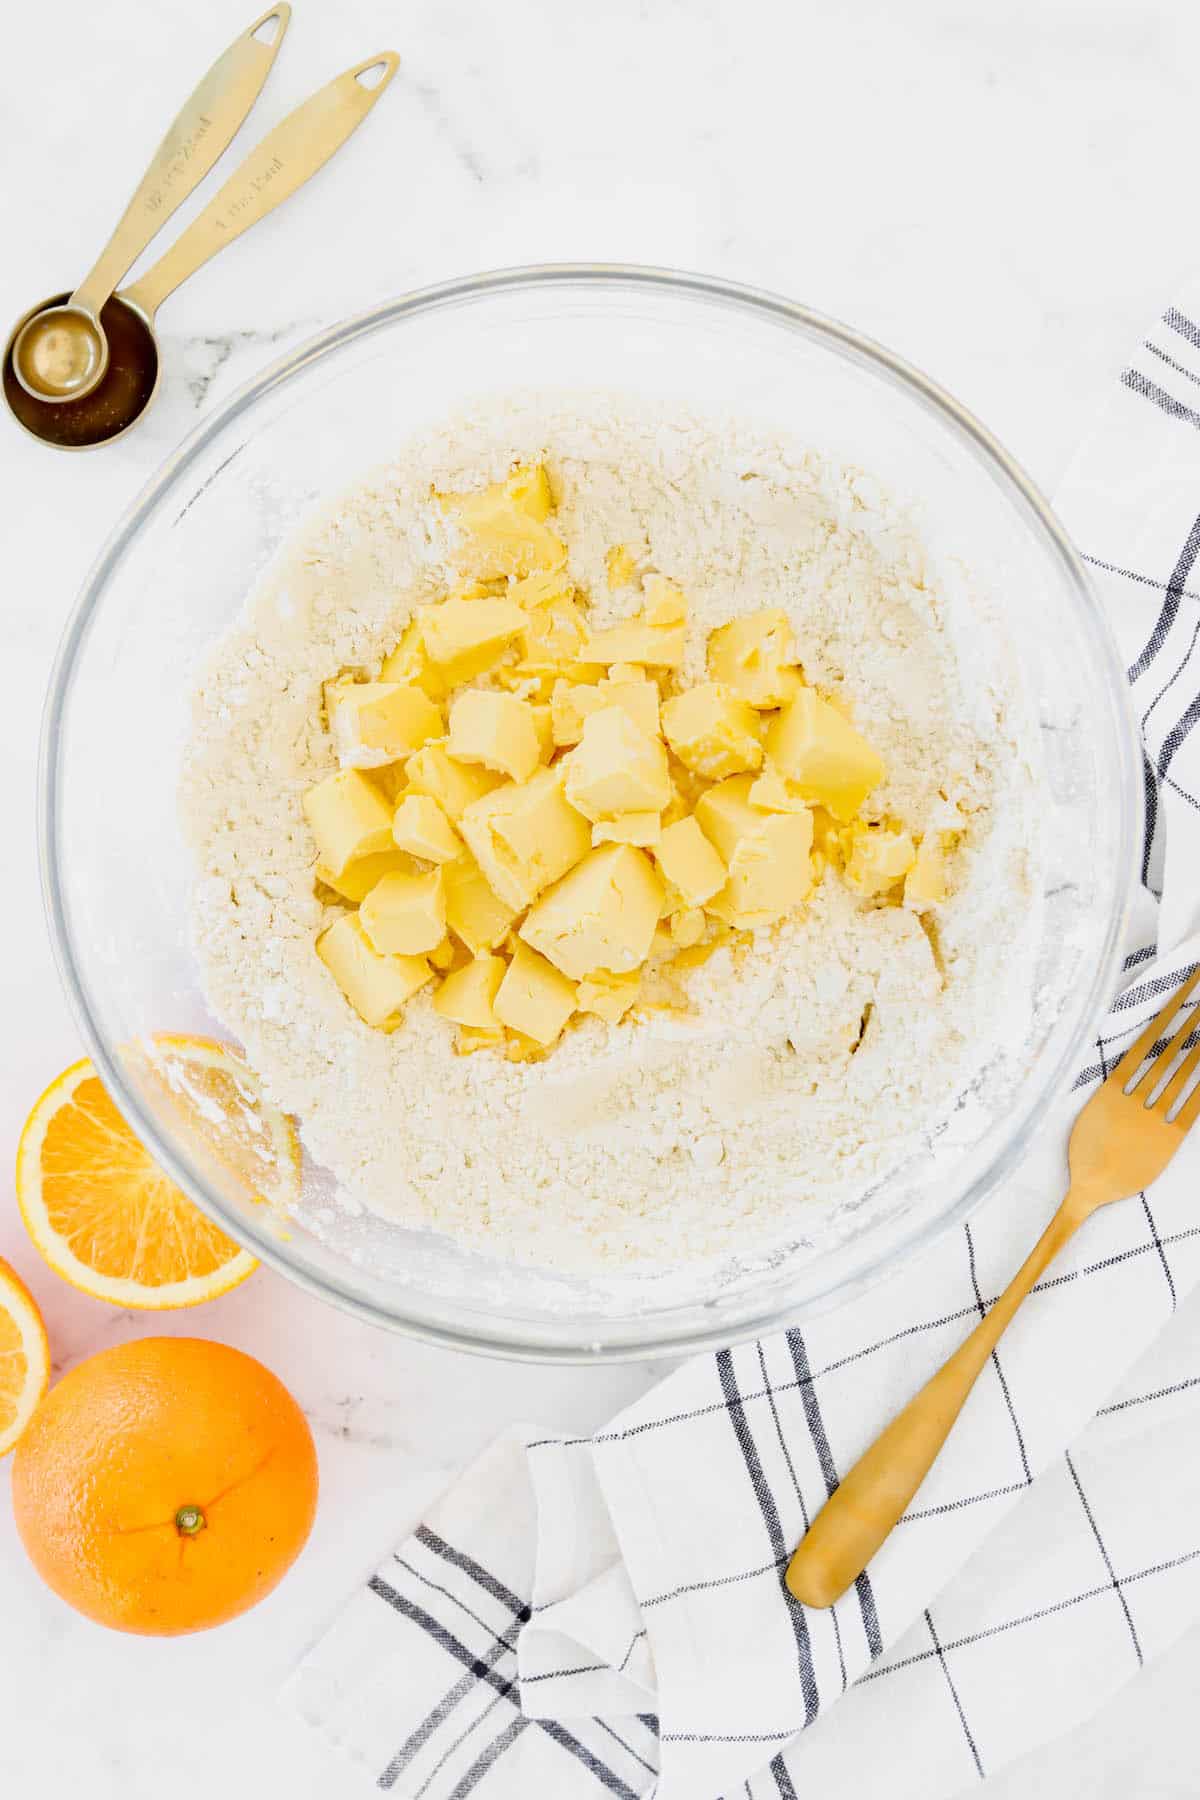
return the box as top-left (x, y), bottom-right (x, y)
top-left (786, 1198), bottom-right (1082, 1609)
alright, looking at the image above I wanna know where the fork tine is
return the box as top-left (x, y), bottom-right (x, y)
top-left (1117, 964), bottom-right (1200, 1090)
top-left (1159, 1038), bottom-right (1200, 1119)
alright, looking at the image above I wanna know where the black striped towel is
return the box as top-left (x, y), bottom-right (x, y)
top-left (286, 294), bottom-right (1200, 1799)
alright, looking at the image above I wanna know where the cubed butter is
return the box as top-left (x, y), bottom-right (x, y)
top-left (459, 767), bottom-right (591, 911)
top-left (577, 970), bottom-right (641, 1022)
top-left (520, 593), bottom-right (591, 669)
top-left (404, 741), bottom-right (505, 821)
top-left (494, 942), bottom-right (577, 1046)
top-left (443, 852), bottom-right (519, 954)
top-left (747, 760), bottom-right (810, 814)
top-left (360, 867), bottom-right (447, 956)
top-left (420, 598), bottom-right (528, 682)
top-left (669, 906), bottom-right (707, 949)
top-left (661, 681), bottom-right (763, 780)
top-left (439, 463), bottom-right (566, 580)
top-left (592, 812), bottom-right (663, 848)
top-left (707, 609), bottom-right (802, 708)
top-left (316, 846), bottom-right (415, 903)
top-left (429, 934), bottom-right (465, 972)
top-left (380, 620), bottom-right (448, 701)
top-left (580, 612), bottom-right (686, 667)
top-left (693, 774), bottom-right (765, 862)
top-left (531, 704), bottom-right (554, 762)
top-left (328, 682), bottom-right (443, 769)
top-left (766, 689), bottom-right (885, 821)
top-left (456, 1025), bottom-right (506, 1055)
top-left (520, 844), bottom-right (664, 979)
top-left (562, 708), bottom-right (671, 823)
top-left (303, 768), bottom-right (395, 877)
top-left (433, 954), bottom-right (506, 1028)
top-left (315, 913), bottom-right (432, 1030)
top-left (606, 544), bottom-right (640, 588)
top-left (392, 793), bottom-right (462, 864)
top-left (904, 833), bottom-right (951, 906)
top-left (550, 670), bottom-right (660, 747)
top-left (448, 689), bottom-right (541, 783)
top-left (654, 815), bottom-right (726, 906)
top-left (507, 568), bottom-right (574, 611)
top-left (707, 807), bottom-right (814, 928)
top-left (843, 822), bottom-right (916, 897)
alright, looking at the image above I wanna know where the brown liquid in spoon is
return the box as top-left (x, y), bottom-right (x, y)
top-left (4, 295), bottom-right (158, 448)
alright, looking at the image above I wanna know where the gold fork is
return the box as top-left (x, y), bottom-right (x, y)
top-left (787, 964), bottom-right (1200, 1610)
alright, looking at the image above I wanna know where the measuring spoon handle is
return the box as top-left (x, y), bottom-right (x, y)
top-left (72, 6), bottom-right (291, 319)
top-left (124, 54), bottom-right (399, 322)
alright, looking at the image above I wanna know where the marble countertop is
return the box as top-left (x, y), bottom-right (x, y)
top-left (3, 0), bottom-right (1199, 1793)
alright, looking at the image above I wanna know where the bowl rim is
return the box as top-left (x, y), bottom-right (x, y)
top-left (38, 261), bottom-right (1141, 1362)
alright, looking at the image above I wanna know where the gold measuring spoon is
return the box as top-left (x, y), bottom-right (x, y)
top-left (10, 6), bottom-right (291, 405)
top-left (3, 53), bottom-right (398, 450)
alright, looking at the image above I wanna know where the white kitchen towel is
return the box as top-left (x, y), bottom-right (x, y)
top-left (286, 287), bottom-right (1200, 1799)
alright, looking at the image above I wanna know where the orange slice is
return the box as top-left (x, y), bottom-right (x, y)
top-left (0, 1258), bottom-right (51, 1456)
top-left (16, 1040), bottom-right (300, 1309)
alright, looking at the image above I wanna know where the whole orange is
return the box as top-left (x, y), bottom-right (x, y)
top-left (11, 1336), bottom-right (318, 1635)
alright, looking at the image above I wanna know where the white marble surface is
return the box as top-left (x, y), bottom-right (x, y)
top-left (2, 1), bottom-right (1199, 1794)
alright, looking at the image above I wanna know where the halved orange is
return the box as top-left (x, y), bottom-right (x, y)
top-left (0, 1258), bottom-right (51, 1456)
top-left (15, 1039), bottom-right (300, 1309)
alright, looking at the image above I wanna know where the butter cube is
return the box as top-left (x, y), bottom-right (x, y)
top-left (316, 913), bottom-right (431, 1030)
top-left (707, 807), bottom-right (814, 928)
top-left (328, 682), bottom-right (443, 769)
top-left (592, 812), bottom-right (662, 848)
top-left (707, 610), bottom-right (802, 709)
top-left (429, 935), bottom-right (465, 972)
top-left (550, 670), bottom-right (660, 747)
top-left (531, 704), bottom-right (554, 763)
top-left (360, 867), bottom-right (447, 956)
top-left (669, 906), bottom-right (707, 949)
top-left (580, 610), bottom-right (686, 668)
top-left (508, 568), bottom-right (575, 611)
top-left (642, 575), bottom-right (686, 623)
top-left (448, 689), bottom-right (541, 783)
top-left (747, 760), bottom-right (810, 814)
top-left (605, 544), bottom-right (640, 589)
top-left (459, 767), bottom-right (591, 911)
top-left (404, 741), bottom-right (504, 821)
top-left (433, 954), bottom-right (506, 1028)
top-left (456, 1025), bottom-right (506, 1055)
top-left (692, 774), bottom-right (764, 863)
top-left (316, 846), bottom-right (415, 903)
top-left (439, 463), bottom-right (567, 581)
top-left (443, 852), bottom-right (519, 954)
top-left (520, 844), bottom-right (664, 979)
top-left (654, 815), bottom-right (726, 906)
top-left (766, 689), bottom-right (885, 821)
top-left (577, 970), bottom-right (641, 1022)
top-left (494, 942), bottom-right (577, 1046)
top-left (520, 593), bottom-right (591, 669)
top-left (421, 598), bottom-right (528, 683)
top-left (843, 822), bottom-right (916, 897)
top-left (392, 794), bottom-right (462, 864)
top-left (562, 708), bottom-right (671, 823)
top-left (661, 682), bottom-right (764, 780)
top-left (303, 769), bottom-right (395, 876)
top-left (380, 620), bottom-right (449, 701)
top-left (905, 833), bottom-right (951, 907)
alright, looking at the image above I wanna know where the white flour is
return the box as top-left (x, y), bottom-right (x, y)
top-left (180, 394), bottom-right (1042, 1273)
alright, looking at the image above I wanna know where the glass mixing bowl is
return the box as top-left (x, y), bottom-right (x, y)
top-left (40, 266), bottom-right (1139, 1361)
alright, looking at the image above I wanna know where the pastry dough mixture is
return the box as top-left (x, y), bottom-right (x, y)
top-left (181, 394), bottom-right (1042, 1272)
